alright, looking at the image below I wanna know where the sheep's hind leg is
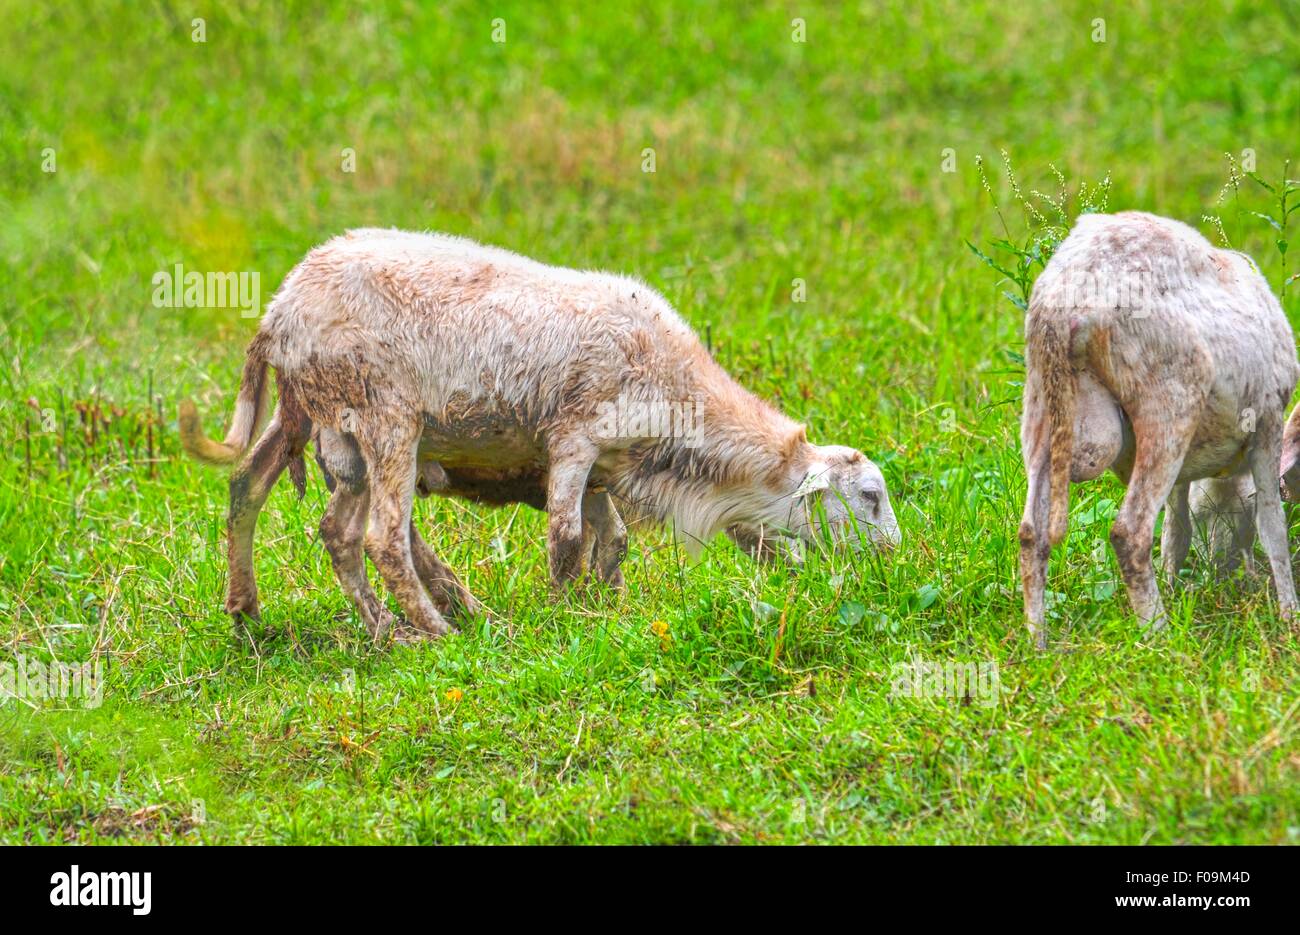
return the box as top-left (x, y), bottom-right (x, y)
top-left (318, 432), bottom-right (478, 635)
top-left (409, 523), bottom-right (483, 620)
top-left (409, 457), bottom-right (482, 619)
top-left (1247, 432), bottom-right (1298, 621)
top-left (1018, 395), bottom-right (1053, 649)
top-left (1161, 481), bottom-right (1192, 586)
top-left (226, 408), bottom-right (301, 624)
top-left (1109, 414), bottom-right (1196, 632)
top-left (359, 423), bottom-right (453, 640)
top-left (320, 485), bottom-right (397, 643)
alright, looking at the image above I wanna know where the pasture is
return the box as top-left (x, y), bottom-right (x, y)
top-left (0, 0), bottom-right (1297, 843)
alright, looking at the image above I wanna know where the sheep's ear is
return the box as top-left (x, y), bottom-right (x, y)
top-left (782, 424), bottom-right (810, 462)
top-left (1282, 410), bottom-right (1300, 499)
top-left (1283, 443), bottom-right (1300, 478)
top-left (1282, 443), bottom-right (1300, 500)
top-left (792, 464), bottom-right (832, 500)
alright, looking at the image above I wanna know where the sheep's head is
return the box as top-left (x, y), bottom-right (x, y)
top-left (784, 444), bottom-right (900, 551)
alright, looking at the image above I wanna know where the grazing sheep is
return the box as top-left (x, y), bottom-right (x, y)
top-left (1018, 211), bottom-right (1298, 647)
top-left (180, 229), bottom-right (899, 642)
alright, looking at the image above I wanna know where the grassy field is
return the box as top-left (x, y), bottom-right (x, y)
top-left (1, 0), bottom-right (1298, 843)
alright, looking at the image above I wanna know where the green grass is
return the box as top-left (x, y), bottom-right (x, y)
top-left (1, 0), bottom-right (1298, 843)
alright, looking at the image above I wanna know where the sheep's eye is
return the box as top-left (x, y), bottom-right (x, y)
top-left (861, 490), bottom-right (880, 508)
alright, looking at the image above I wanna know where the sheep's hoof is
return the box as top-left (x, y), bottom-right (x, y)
top-left (456, 612), bottom-right (496, 637)
top-left (1033, 628), bottom-right (1048, 651)
top-left (455, 593), bottom-right (485, 621)
top-left (392, 620), bottom-right (455, 643)
top-left (1139, 614), bottom-right (1168, 636)
top-left (227, 603), bottom-right (261, 627)
top-left (423, 590), bottom-right (481, 626)
top-left (365, 608), bottom-right (399, 645)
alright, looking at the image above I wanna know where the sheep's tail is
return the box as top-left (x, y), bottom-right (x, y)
top-left (1024, 313), bottom-right (1076, 547)
top-left (178, 335), bottom-right (271, 466)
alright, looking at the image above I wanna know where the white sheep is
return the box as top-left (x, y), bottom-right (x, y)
top-left (1018, 211), bottom-right (1298, 647)
top-left (180, 229), bottom-right (899, 641)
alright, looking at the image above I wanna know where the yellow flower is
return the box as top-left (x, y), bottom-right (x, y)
top-left (650, 619), bottom-right (671, 647)
top-left (444, 688), bottom-right (464, 703)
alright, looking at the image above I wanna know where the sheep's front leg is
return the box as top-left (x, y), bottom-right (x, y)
top-left (547, 438), bottom-right (599, 590)
top-left (359, 424), bottom-right (453, 640)
top-left (1161, 481), bottom-right (1192, 586)
top-left (320, 484), bottom-right (396, 643)
top-left (583, 491), bottom-right (628, 589)
top-left (1247, 436), bottom-right (1298, 621)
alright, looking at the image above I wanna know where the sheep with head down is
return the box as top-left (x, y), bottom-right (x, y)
top-left (179, 229), bottom-right (899, 642)
top-left (1018, 211), bottom-right (1298, 647)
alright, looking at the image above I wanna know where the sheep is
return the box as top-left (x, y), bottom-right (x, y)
top-left (1018, 211), bottom-right (1299, 648)
top-left (179, 229), bottom-right (899, 641)
top-left (184, 408), bottom-right (839, 644)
